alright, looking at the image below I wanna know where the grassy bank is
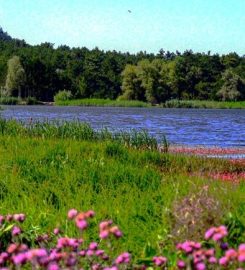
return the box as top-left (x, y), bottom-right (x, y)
top-left (0, 120), bottom-right (244, 261)
top-left (55, 98), bottom-right (245, 109)
top-left (55, 98), bottom-right (150, 107)
top-left (0, 96), bottom-right (39, 105)
top-left (163, 99), bottom-right (245, 109)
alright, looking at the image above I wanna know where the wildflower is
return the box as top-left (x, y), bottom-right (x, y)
top-left (195, 262), bottom-right (206, 270)
top-left (152, 256), bottom-right (167, 266)
top-left (225, 249), bottom-right (237, 260)
top-left (85, 210), bottom-right (95, 218)
top-left (115, 252), bottom-right (131, 264)
top-left (12, 226), bottom-right (21, 236)
top-left (208, 257), bottom-right (217, 264)
top-left (67, 209), bottom-right (78, 220)
top-left (75, 219), bottom-right (88, 230)
top-left (177, 260), bottom-right (186, 269)
top-left (53, 228), bottom-right (60, 235)
top-left (95, 250), bottom-right (105, 257)
top-left (13, 214), bottom-right (26, 223)
top-left (12, 253), bottom-right (27, 265)
top-left (0, 215), bottom-right (4, 225)
top-left (219, 256), bottom-right (228, 266)
top-left (204, 227), bottom-right (215, 240)
top-left (89, 242), bottom-right (98, 250)
top-left (7, 244), bottom-right (18, 254)
top-left (238, 244), bottom-right (245, 262)
top-left (48, 263), bottom-right (60, 270)
top-left (99, 230), bottom-right (109, 239)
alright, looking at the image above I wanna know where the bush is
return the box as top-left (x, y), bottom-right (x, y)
top-left (25, 96), bottom-right (38, 105)
top-left (54, 90), bottom-right (73, 102)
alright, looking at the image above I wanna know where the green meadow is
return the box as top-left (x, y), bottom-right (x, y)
top-left (0, 120), bottom-right (244, 260)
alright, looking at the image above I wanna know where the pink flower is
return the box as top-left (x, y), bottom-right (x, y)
top-left (225, 249), bottom-right (237, 260)
top-left (205, 227), bottom-right (215, 240)
top-left (152, 256), bottom-right (167, 266)
top-left (177, 260), bottom-right (186, 269)
top-left (95, 250), bottom-right (104, 256)
top-left (219, 256), bottom-right (228, 266)
top-left (195, 262), bottom-right (205, 270)
top-left (89, 242), bottom-right (98, 250)
top-left (99, 220), bottom-right (113, 231)
top-left (12, 253), bottom-right (27, 265)
top-left (48, 263), bottom-right (59, 270)
top-left (75, 219), bottom-right (88, 230)
top-left (85, 210), bottom-right (95, 218)
top-left (99, 230), bottom-right (109, 239)
top-left (213, 233), bottom-right (223, 241)
top-left (0, 215), bottom-right (4, 225)
top-left (12, 226), bottom-right (21, 236)
top-left (53, 228), bottom-right (60, 235)
top-left (67, 209), bottom-right (78, 220)
top-left (115, 252), bottom-right (131, 264)
top-left (13, 214), bottom-right (25, 223)
top-left (208, 257), bottom-right (217, 264)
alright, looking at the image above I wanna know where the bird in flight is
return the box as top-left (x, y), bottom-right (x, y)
top-left (128, 10), bottom-right (132, 13)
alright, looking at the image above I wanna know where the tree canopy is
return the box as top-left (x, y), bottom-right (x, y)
top-left (0, 28), bottom-right (245, 102)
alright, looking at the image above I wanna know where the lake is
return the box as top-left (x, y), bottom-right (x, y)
top-left (1, 105), bottom-right (245, 148)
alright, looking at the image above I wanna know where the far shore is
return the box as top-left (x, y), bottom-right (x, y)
top-left (1, 98), bottom-right (245, 109)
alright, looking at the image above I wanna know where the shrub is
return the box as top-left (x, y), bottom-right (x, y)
top-left (54, 90), bottom-right (73, 102)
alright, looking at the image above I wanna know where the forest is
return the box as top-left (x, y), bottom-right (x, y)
top-left (0, 27), bottom-right (245, 102)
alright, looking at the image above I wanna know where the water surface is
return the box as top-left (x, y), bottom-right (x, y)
top-left (1, 105), bottom-right (245, 148)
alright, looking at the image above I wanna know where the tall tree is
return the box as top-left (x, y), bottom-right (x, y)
top-left (5, 56), bottom-right (26, 97)
top-left (217, 69), bottom-right (245, 101)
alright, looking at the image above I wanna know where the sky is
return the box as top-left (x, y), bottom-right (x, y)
top-left (0, 0), bottom-right (245, 54)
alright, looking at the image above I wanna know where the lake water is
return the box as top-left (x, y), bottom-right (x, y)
top-left (1, 105), bottom-right (245, 148)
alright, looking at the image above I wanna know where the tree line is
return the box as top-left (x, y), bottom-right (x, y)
top-left (0, 27), bottom-right (245, 102)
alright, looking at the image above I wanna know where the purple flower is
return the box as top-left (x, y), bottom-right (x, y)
top-left (76, 219), bottom-right (88, 230)
top-left (204, 227), bottom-right (215, 240)
top-left (12, 226), bottom-right (21, 236)
top-left (152, 256), bottom-right (167, 266)
top-left (177, 260), bottom-right (186, 269)
top-left (219, 256), bottom-right (228, 266)
top-left (195, 262), bottom-right (205, 270)
top-left (48, 263), bottom-right (59, 270)
top-left (89, 242), bottom-right (98, 250)
top-left (208, 257), bottom-right (217, 264)
top-left (12, 253), bottom-right (27, 265)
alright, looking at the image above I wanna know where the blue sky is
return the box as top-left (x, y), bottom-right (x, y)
top-left (0, 0), bottom-right (244, 54)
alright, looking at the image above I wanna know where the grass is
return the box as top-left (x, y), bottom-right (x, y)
top-left (163, 99), bottom-right (245, 109)
top-left (55, 98), bottom-right (245, 109)
top-left (55, 98), bottom-right (150, 107)
top-left (0, 96), bottom-right (39, 105)
top-left (0, 119), bottom-right (244, 259)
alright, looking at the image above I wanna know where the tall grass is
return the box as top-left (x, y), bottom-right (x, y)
top-left (0, 118), bottom-right (158, 150)
top-left (163, 99), bottom-right (245, 109)
top-left (55, 98), bottom-right (150, 107)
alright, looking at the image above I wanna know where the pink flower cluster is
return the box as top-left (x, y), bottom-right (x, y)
top-left (219, 244), bottom-right (245, 266)
top-left (0, 210), bottom-right (244, 269)
top-left (99, 220), bottom-right (123, 239)
top-left (152, 256), bottom-right (167, 266)
top-left (68, 209), bottom-right (95, 230)
top-left (204, 225), bottom-right (228, 241)
top-left (176, 226), bottom-right (244, 269)
top-left (210, 172), bottom-right (245, 183)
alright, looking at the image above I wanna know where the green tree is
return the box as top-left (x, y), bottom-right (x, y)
top-left (217, 69), bottom-right (245, 101)
top-left (5, 56), bottom-right (26, 97)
